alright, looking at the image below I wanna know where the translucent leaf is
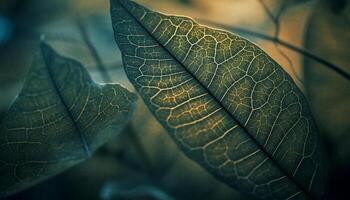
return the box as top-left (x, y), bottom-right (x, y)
top-left (0, 43), bottom-right (137, 197)
top-left (111, 0), bottom-right (326, 199)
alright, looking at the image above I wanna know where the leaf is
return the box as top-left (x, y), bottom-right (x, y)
top-left (304, 0), bottom-right (350, 166)
top-left (0, 43), bottom-right (137, 197)
top-left (128, 100), bottom-right (248, 200)
top-left (50, 99), bottom-right (247, 200)
top-left (111, 0), bottom-right (325, 199)
top-left (101, 181), bottom-right (176, 200)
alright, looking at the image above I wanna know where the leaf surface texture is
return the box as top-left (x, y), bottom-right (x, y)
top-left (0, 43), bottom-right (136, 197)
top-left (111, 0), bottom-right (325, 199)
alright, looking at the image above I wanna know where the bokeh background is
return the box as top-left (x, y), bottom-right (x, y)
top-left (0, 0), bottom-right (349, 199)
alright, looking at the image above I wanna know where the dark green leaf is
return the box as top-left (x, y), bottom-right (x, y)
top-left (111, 0), bottom-right (325, 199)
top-left (0, 43), bottom-right (137, 197)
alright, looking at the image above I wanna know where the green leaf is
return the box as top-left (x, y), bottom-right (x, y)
top-left (304, 0), bottom-right (350, 166)
top-left (0, 43), bottom-right (137, 197)
top-left (111, 0), bottom-right (325, 199)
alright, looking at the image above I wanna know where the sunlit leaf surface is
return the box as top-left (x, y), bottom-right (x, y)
top-left (111, 0), bottom-right (325, 199)
top-left (0, 43), bottom-right (136, 197)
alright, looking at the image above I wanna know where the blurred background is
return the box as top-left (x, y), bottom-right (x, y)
top-left (0, 0), bottom-right (349, 199)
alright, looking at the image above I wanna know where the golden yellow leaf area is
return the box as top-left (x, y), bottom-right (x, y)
top-left (111, 0), bottom-right (326, 199)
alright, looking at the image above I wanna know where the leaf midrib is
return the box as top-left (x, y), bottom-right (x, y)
top-left (40, 44), bottom-right (91, 158)
top-left (115, 0), bottom-right (313, 198)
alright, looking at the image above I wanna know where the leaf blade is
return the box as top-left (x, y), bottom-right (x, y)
top-left (111, 0), bottom-right (325, 199)
top-left (0, 43), bottom-right (137, 197)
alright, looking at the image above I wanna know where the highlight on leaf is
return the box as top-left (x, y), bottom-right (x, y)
top-left (111, 0), bottom-right (326, 199)
top-left (0, 42), bottom-right (137, 197)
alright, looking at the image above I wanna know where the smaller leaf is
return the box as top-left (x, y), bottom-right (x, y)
top-left (0, 43), bottom-right (137, 197)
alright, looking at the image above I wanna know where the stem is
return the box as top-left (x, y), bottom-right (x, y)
top-left (76, 19), bottom-right (112, 83)
top-left (198, 19), bottom-right (350, 81)
top-left (257, 0), bottom-right (304, 85)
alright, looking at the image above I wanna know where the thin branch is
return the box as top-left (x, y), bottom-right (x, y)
top-left (258, 0), bottom-right (279, 25)
top-left (198, 19), bottom-right (350, 81)
top-left (257, 0), bottom-right (304, 85)
top-left (76, 18), bottom-right (112, 83)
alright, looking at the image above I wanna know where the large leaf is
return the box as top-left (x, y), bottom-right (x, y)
top-left (111, 0), bottom-right (325, 199)
top-left (0, 43), bottom-right (137, 197)
top-left (304, 0), bottom-right (350, 166)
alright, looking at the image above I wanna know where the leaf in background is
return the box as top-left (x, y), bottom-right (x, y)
top-left (0, 43), bottom-right (137, 197)
top-left (101, 181), bottom-right (175, 200)
top-left (304, 0), bottom-right (350, 166)
top-left (111, 0), bottom-right (325, 199)
top-left (35, 99), bottom-right (247, 200)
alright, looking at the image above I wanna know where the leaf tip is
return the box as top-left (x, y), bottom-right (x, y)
top-left (39, 42), bottom-right (59, 66)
